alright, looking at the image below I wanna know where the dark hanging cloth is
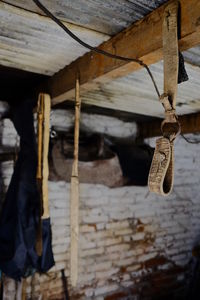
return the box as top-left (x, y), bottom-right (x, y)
top-left (113, 143), bottom-right (154, 186)
top-left (0, 100), bottom-right (54, 280)
top-left (39, 218), bottom-right (55, 272)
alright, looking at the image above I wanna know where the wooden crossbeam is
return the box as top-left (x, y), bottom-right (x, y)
top-left (42, 0), bottom-right (200, 106)
top-left (138, 112), bottom-right (200, 138)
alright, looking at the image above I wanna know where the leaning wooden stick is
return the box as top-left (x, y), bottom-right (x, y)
top-left (41, 94), bottom-right (51, 220)
top-left (70, 78), bottom-right (81, 287)
top-left (36, 93), bottom-right (51, 256)
top-left (36, 94), bottom-right (44, 256)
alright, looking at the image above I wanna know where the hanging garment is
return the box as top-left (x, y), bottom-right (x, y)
top-left (113, 143), bottom-right (154, 186)
top-left (36, 94), bottom-right (55, 273)
top-left (0, 100), bottom-right (54, 280)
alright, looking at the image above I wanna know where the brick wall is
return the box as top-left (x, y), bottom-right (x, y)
top-left (0, 105), bottom-right (200, 299)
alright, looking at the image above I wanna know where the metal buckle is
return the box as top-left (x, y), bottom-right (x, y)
top-left (161, 115), bottom-right (181, 142)
top-left (160, 94), bottom-right (181, 142)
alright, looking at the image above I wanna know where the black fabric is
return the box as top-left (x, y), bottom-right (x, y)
top-left (39, 218), bottom-right (54, 273)
top-left (0, 100), bottom-right (54, 280)
top-left (113, 144), bottom-right (154, 186)
top-left (178, 51), bottom-right (189, 84)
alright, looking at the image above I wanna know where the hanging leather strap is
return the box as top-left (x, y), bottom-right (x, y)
top-left (148, 1), bottom-right (180, 196)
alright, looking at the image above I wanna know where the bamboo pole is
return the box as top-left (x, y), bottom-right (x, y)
top-left (36, 94), bottom-right (44, 256)
top-left (70, 78), bottom-right (81, 287)
top-left (36, 93), bottom-right (51, 256)
top-left (42, 95), bottom-right (51, 219)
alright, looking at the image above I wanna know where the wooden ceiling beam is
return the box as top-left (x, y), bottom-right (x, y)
top-left (138, 112), bottom-right (200, 138)
top-left (41, 0), bottom-right (200, 106)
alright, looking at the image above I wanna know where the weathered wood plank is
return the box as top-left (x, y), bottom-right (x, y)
top-left (45, 0), bottom-right (200, 106)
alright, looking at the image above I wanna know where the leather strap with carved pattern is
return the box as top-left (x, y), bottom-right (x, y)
top-left (148, 1), bottom-right (180, 196)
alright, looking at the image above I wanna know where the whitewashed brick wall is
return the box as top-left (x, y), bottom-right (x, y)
top-left (0, 104), bottom-right (199, 299)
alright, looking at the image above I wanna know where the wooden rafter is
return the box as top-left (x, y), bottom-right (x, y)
top-left (138, 112), bottom-right (200, 138)
top-left (40, 0), bottom-right (200, 106)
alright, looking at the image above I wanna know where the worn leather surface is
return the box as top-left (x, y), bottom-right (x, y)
top-left (148, 2), bottom-right (179, 196)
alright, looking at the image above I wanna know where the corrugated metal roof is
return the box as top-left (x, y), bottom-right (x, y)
top-left (0, 0), bottom-right (199, 76)
top-left (0, 0), bottom-right (200, 118)
top-left (183, 46), bottom-right (200, 68)
top-left (4, 0), bottom-right (168, 35)
top-left (80, 61), bottom-right (200, 117)
top-left (0, 2), bottom-right (109, 75)
top-left (0, 0), bottom-right (170, 76)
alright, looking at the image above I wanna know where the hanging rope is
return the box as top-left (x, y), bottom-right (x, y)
top-left (31, 0), bottom-right (160, 99)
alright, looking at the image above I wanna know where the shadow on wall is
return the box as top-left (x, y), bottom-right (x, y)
top-left (49, 130), bottom-right (154, 187)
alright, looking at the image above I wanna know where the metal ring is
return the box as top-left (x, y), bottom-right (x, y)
top-left (161, 119), bottom-right (181, 142)
top-left (50, 129), bottom-right (57, 139)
